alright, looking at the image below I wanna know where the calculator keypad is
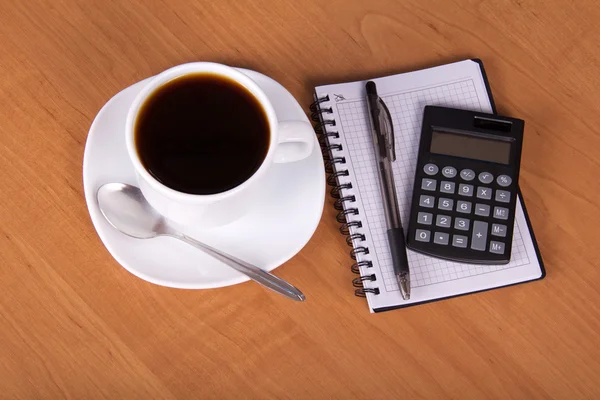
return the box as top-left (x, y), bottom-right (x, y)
top-left (493, 206), bottom-right (509, 220)
top-left (438, 198), bottom-right (453, 211)
top-left (421, 178), bottom-right (436, 191)
top-left (452, 235), bottom-right (468, 248)
top-left (436, 215), bottom-right (451, 228)
top-left (456, 201), bottom-right (472, 214)
top-left (410, 162), bottom-right (515, 259)
top-left (471, 221), bottom-right (488, 251)
top-left (497, 175), bottom-right (512, 187)
top-left (491, 224), bottom-right (507, 237)
top-left (442, 166), bottom-right (457, 178)
top-left (417, 212), bottom-right (433, 225)
top-left (474, 204), bottom-right (490, 217)
top-left (478, 172), bottom-right (494, 184)
top-left (495, 190), bottom-right (510, 203)
top-left (490, 241), bottom-right (505, 254)
top-left (476, 187), bottom-right (492, 200)
top-left (440, 181), bottom-right (455, 194)
top-left (424, 163), bottom-right (439, 175)
top-left (415, 229), bottom-right (431, 242)
top-left (458, 184), bottom-right (474, 197)
top-left (454, 217), bottom-right (470, 231)
top-left (433, 232), bottom-right (450, 245)
top-left (460, 169), bottom-right (475, 181)
top-left (419, 195), bottom-right (435, 208)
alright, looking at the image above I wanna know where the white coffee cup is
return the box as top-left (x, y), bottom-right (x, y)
top-left (125, 62), bottom-right (315, 228)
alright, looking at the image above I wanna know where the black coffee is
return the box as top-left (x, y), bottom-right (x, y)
top-left (135, 73), bottom-right (270, 195)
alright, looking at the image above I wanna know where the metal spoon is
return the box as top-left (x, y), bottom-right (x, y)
top-left (96, 183), bottom-right (305, 301)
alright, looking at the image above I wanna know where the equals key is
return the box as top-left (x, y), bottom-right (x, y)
top-left (452, 235), bottom-right (468, 248)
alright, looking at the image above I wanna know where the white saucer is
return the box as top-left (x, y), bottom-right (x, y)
top-left (83, 69), bottom-right (325, 289)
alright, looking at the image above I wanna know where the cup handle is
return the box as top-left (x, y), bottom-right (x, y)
top-left (274, 121), bottom-right (315, 163)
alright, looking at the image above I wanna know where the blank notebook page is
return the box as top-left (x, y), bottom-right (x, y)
top-left (315, 60), bottom-right (543, 312)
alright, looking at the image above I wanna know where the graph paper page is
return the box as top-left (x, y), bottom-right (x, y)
top-left (315, 60), bottom-right (543, 311)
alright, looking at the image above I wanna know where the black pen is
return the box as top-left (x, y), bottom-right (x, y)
top-left (365, 81), bottom-right (411, 300)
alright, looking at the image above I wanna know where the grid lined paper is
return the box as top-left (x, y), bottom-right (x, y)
top-left (336, 80), bottom-right (530, 293)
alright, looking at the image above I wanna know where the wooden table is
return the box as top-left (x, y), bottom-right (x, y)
top-left (1, 0), bottom-right (599, 398)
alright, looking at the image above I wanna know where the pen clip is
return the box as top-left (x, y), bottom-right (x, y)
top-left (377, 98), bottom-right (396, 162)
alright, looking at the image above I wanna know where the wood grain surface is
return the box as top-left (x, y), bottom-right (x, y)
top-left (1, 0), bottom-right (599, 398)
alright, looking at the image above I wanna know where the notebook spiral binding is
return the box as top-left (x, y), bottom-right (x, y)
top-left (310, 95), bottom-right (380, 298)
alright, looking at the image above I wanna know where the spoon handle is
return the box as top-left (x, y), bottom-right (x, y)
top-left (178, 234), bottom-right (306, 302)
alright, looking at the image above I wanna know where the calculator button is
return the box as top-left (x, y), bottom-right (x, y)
top-left (493, 206), bottom-right (509, 220)
top-left (434, 232), bottom-right (450, 245)
top-left (476, 186), bottom-right (492, 200)
top-left (491, 223), bottom-right (507, 237)
top-left (440, 181), bottom-right (455, 194)
top-left (424, 163), bottom-right (439, 176)
top-left (497, 175), bottom-right (512, 187)
top-left (475, 203), bottom-right (491, 217)
top-left (436, 214), bottom-right (452, 228)
top-left (471, 221), bottom-right (488, 251)
top-left (495, 190), bottom-right (510, 203)
top-left (478, 172), bottom-right (494, 184)
top-left (458, 184), bottom-right (474, 197)
top-left (421, 178), bottom-right (437, 191)
top-left (419, 195), bottom-right (435, 208)
top-left (454, 218), bottom-right (470, 231)
top-left (417, 212), bottom-right (433, 225)
top-left (438, 197), bottom-right (454, 211)
top-left (452, 235), bottom-right (468, 248)
top-left (415, 229), bottom-right (431, 242)
top-left (489, 241), bottom-right (505, 254)
top-left (456, 201), bottom-right (472, 214)
top-left (442, 166), bottom-right (457, 178)
top-left (460, 169), bottom-right (475, 181)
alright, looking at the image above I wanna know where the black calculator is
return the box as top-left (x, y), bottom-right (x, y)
top-left (406, 106), bottom-right (524, 264)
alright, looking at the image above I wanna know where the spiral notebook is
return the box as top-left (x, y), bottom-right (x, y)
top-left (312, 59), bottom-right (545, 313)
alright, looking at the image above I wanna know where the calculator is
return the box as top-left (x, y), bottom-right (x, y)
top-left (406, 106), bottom-right (524, 264)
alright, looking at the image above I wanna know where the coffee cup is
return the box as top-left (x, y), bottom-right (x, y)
top-left (125, 62), bottom-right (315, 227)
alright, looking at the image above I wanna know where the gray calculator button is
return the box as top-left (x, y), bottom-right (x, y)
top-left (475, 203), bottom-right (491, 217)
top-left (438, 197), bottom-right (454, 211)
top-left (442, 166), bottom-right (457, 178)
top-left (417, 212), bottom-right (433, 225)
top-left (436, 214), bottom-right (452, 228)
top-left (452, 235), bottom-right (468, 248)
top-left (477, 186), bottom-right (492, 200)
top-left (460, 169), bottom-right (475, 181)
top-left (454, 217), bottom-right (470, 231)
top-left (478, 172), bottom-right (494, 184)
top-left (421, 178), bottom-right (437, 191)
top-left (415, 229), bottom-right (431, 242)
top-left (424, 163), bottom-right (439, 176)
top-left (458, 184), bottom-right (474, 197)
top-left (471, 221), bottom-right (488, 251)
top-left (440, 181), bottom-right (455, 194)
top-left (490, 241), bottom-right (505, 254)
top-left (434, 232), bottom-right (450, 245)
top-left (495, 190), bottom-right (510, 203)
top-left (491, 223), bottom-right (507, 237)
top-left (493, 206), bottom-right (509, 220)
top-left (419, 195), bottom-right (435, 208)
top-left (497, 175), bottom-right (512, 187)
top-left (456, 200), bottom-right (472, 214)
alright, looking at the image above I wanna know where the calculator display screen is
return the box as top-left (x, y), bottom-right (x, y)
top-left (430, 130), bottom-right (511, 164)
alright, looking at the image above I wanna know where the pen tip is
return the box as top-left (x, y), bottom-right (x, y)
top-left (398, 274), bottom-right (411, 300)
